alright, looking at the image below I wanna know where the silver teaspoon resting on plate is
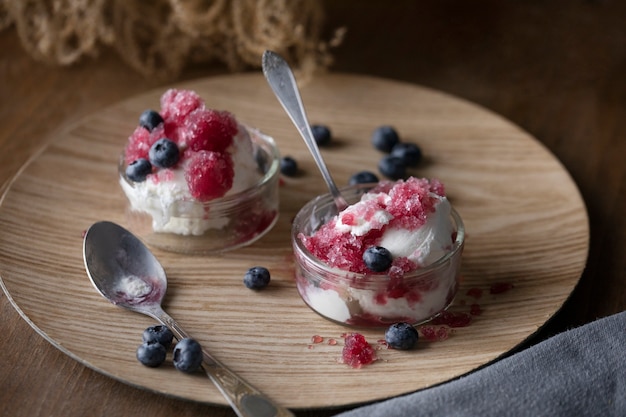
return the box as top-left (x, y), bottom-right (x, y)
top-left (262, 50), bottom-right (349, 215)
top-left (83, 220), bottom-right (293, 417)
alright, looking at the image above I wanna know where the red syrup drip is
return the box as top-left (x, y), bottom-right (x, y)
top-left (470, 303), bottom-right (483, 316)
top-left (466, 287), bottom-right (483, 299)
top-left (419, 325), bottom-right (451, 342)
top-left (430, 311), bottom-right (472, 328)
top-left (489, 282), bottom-right (514, 294)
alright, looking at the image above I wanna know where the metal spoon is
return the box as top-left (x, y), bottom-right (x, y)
top-left (83, 220), bottom-right (293, 417)
top-left (262, 50), bottom-right (348, 212)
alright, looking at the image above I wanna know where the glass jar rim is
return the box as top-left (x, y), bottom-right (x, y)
top-left (291, 183), bottom-right (465, 285)
top-left (119, 127), bottom-right (280, 209)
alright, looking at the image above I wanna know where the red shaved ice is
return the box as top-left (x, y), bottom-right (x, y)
top-left (125, 124), bottom-right (166, 164)
top-left (160, 89), bottom-right (204, 125)
top-left (342, 333), bottom-right (377, 368)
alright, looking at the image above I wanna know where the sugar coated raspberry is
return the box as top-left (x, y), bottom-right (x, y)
top-left (184, 150), bottom-right (234, 201)
top-left (160, 89), bottom-right (204, 125)
top-left (125, 124), bottom-right (166, 164)
top-left (180, 108), bottom-right (237, 153)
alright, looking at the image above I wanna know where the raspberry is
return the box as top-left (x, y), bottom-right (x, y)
top-left (160, 89), bottom-right (204, 125)
top-left (125, 124), bottom-right (166, 164)
top-left (180, 108), bottom-right (237, 153)
top-left (184, 150), bottom-right (234, 201)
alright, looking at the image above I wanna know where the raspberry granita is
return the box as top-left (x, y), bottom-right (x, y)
top-left (342, 333), bottom-right (377, 368)
top-left (119, 89), bottom-right (280, 254)
top-left (292, 179), bottom-right (465, 327)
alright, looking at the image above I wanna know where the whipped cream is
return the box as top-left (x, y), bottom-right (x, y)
top-left (378, 195), bottom-right (453, 266)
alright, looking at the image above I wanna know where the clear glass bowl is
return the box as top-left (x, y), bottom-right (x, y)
top-left (292, 183), bottom-right (465, 328)
top-left (119, 127), bottom-right (280, 254)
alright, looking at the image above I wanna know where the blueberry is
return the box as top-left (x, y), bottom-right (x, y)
top-left (136, 341), bottom-right (167, 367)
top-left (139, 109), bottom-right (164, 131)
top-left (125, 158), bottom-right (152, 182)
top-left (149, 138), bottom-right (180, 168)
top-left (173, 338), bottom-right (203, 373)
top-left (142, 325), bottom-right (174, 349)
top-left (371, 125), bottom-right (400, 153)
top-left (385, 322), bottom-right (419, 350)
top-left (280, 156), bottom-right (298, 176)
top-left (349, 170), bottom-right (379, 186)
top-left (311, 124), bottom-right (332, 146)
top-left (363, 246), bottom-right (393, 272)
top-left (390, 142), bottom-right (422, 167)
top-left (378, 155), bottom-right (406, 180)
top-left (244, 266), bottom-right (271, 290)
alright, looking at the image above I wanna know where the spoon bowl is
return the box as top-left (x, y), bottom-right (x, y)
top-left (83, 221), bottom-right (293, 417)
top-left (83, 220), bottom-right (167, 311)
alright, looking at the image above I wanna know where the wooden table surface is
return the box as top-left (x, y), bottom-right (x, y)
top-left (1, 2), bottom-right (624, 417)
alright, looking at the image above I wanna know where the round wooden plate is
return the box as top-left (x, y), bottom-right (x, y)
top-left (0, 73), bottom-right (588, 409)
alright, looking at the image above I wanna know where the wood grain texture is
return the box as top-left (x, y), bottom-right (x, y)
top-left (0, 73), bottom-right (588, 409)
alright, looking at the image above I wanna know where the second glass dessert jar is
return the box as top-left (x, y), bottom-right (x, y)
top-left (291, 183), bottom-right (465, 328)
top-left (119, 128), bottom-right (280, 254)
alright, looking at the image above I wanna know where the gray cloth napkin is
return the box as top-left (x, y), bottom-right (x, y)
top-left (336, 311), bottom-right (626, 417)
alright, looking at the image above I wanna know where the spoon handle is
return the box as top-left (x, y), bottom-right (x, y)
top-left (262, 50), bottom-right (348, 211)
top-left (152, 306), bottom-right (294, 417)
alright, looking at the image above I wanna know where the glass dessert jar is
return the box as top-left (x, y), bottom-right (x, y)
top-left (119, 128), bottom-right (280, 254)
top-left (292, 183), bottom-right (465, 327)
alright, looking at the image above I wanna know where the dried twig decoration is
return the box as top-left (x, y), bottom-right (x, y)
top-left (1, 0), bottom-right (342, 79)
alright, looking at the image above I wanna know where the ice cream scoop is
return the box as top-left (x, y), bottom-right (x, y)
top-left (83, 220), bottom-right (293, 417)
